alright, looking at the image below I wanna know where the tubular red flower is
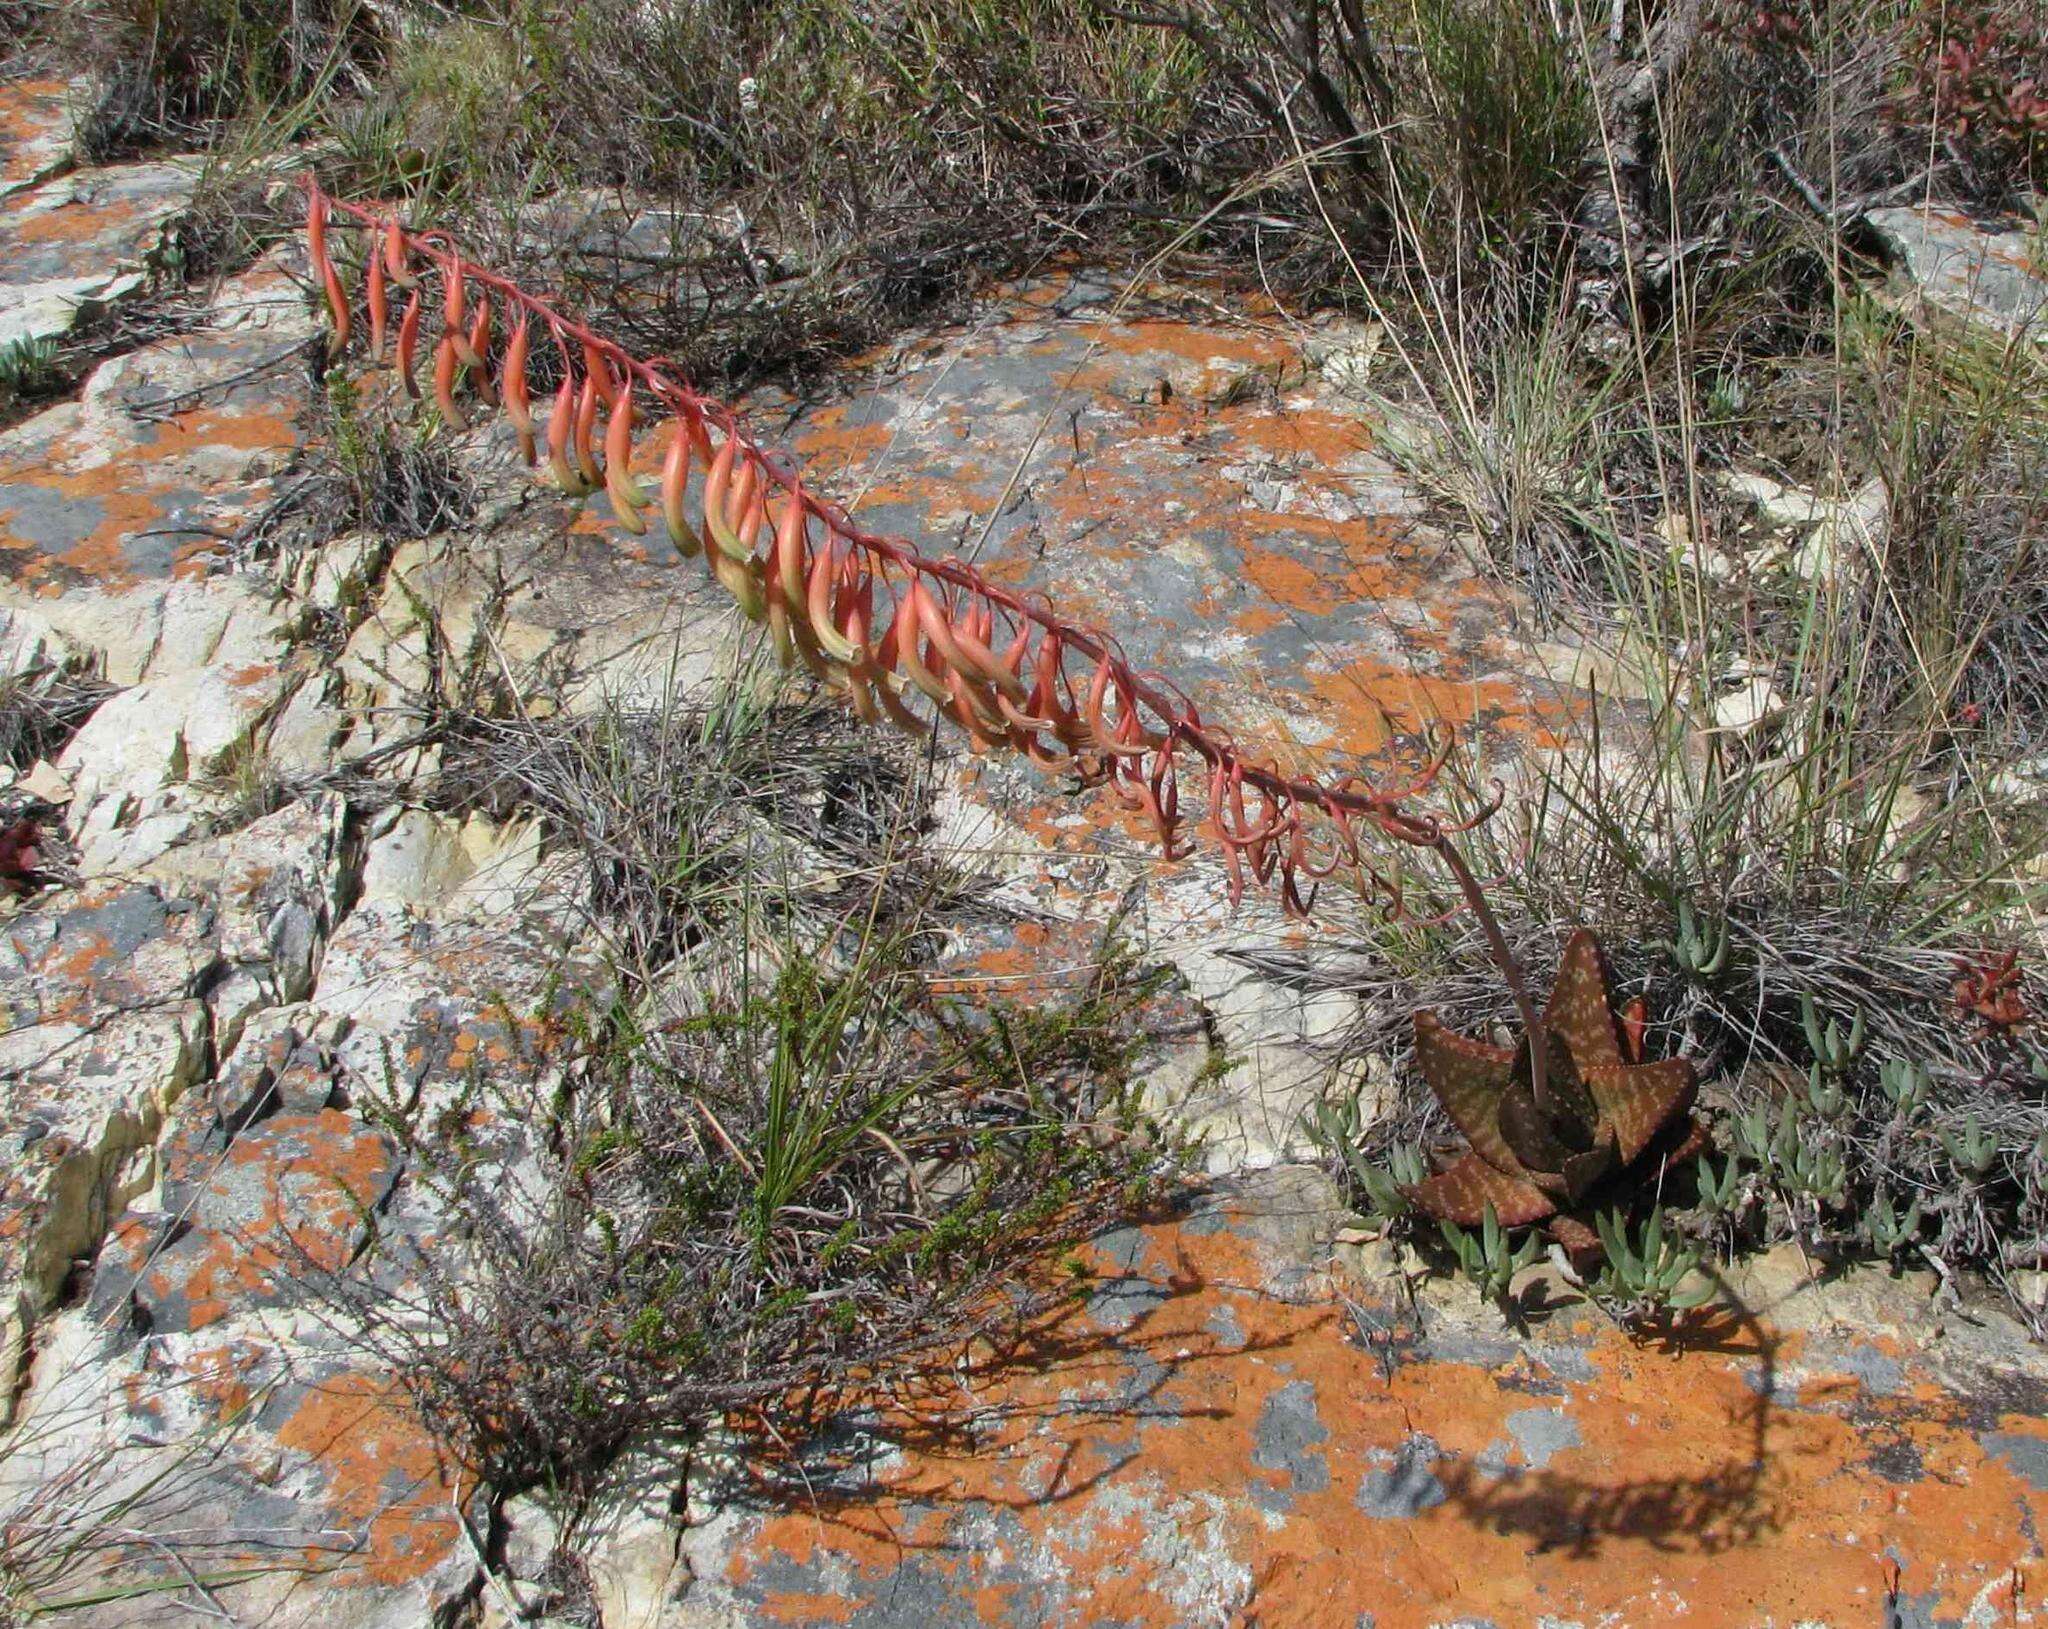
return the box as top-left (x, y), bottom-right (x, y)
top-left (433, 335), bottom-right (467, 431)
top-left (367, 229), bottom-right (389, 361)
top-left (1085, 656), bottom-right (1157, 758)
top-left (704, 440), bottom-right (760, 564)
top-left (808, 542), bottom-right (866, 664)
top-left (915, 583), bottom-right (1009, 728)
top-left (584, 341), bottom-right (621, 409)
top-left (466, 294), bottom-right (497, 406)
top-left (604, 381), bottom-right (650, 534)
top-left (661, 422), bottom-right (703, 557)
top-left (946, 595), bottom-right (1028, 704)
top-left (546, 373), bottom-right (582, 494)
top-left (444, 257), bottom-right (471, 365)
top-left (382, 217), bottom-right (418, 290)
top-left (503, 314), bottom-right (535, 464)
top-left (395, 291), bottom-right (423, 400)
top-left (889, 591), bottom-right (952, 704)
top-left (573, 375), bottom-right (604, 490)
top-left (307, 191), bottom-right (349, 360)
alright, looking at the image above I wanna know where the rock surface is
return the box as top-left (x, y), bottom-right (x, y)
top-left (0, 82), bottom-right (2041, 1627)
top-left (0, 153), bottom-right (198, 351)
top-left (0, 77), bottom-right (83, 201)
top-left (665, 1169), bottom-right (2048, 1627)
top-left (1867, 203), bottom-right (2048, 339)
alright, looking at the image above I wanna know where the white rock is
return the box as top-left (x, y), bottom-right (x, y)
top-left (1529, 637), bottom-right (1662, 703)
top-left (558, 605), bottom-right (728, 716)
top-left (1658, 508), bottom-right (1741, 583)
top-left (1795, 475), bottom-right (1888, 586)
top-left (0, 999), bottom-right (208, 1417)
top-left (301, 531), bottom-right (389, 615)
top-left (1722, 470), bottom-right (1824, 530)
top-left (262, 672), bottom-right (352, 777)
top-left (1867, 204), bottom-right (2048, 338)
top-left (356, 807), bottom-right (546, 920)
top-left (581, 1456), bottom-right (688, 1629)
top-left (71, 801), bottom-right (199, 876)
top-left (0, 605), bottom-right (76, 678)
top-left (55, 583), bottom-right (300, 844)
top-left (1711, 674), bottom-right (1786, 734)
top-left (17, 759), bottom-right (71, 804)
top-left (0, 584), bottom-right (168, 686)
top-left (0, 272), bottom-right (145, 350)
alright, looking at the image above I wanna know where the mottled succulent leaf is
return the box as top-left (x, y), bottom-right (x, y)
top-left (1558, 1134), bottom-right (1619, 1204)
top-left (1545, 929), bottom-right (1625, 1073)
top-left (1584, 1059), bottom-right (1698, 1164)
top-left (1413, 1011), bottom-right (1526, 1178)
top-left (1546, 1212), bottom-right (1602, 1261)
top-left (1510, 1028), bottom-right (1600, 1140)
top-left (1401, 1155), bottom-right (1556, 1226)
top-left (1498, 1080), bottom-right (1581, 1175)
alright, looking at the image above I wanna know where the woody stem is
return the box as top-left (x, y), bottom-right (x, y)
top-left (1432, 834), bottom-right (1548, 1114)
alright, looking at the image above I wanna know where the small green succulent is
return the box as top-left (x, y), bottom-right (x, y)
top-left (1301, 1097), bottom-right (1424, 1221)
top-left (1942, 1113), bottom-right (1998, 1178)
top-left (1669, 898), bottom-right (1731, 981)
top-left (1591, 1208), bottom-right (1715, 1314)
top-left (1877, 1056), bottom-right (1929, 1115)
top-left (1439, 1202), bottom-right (1541, 1300)
top-left (1693, 1151), bottom-right (1745, 1215)
top-left (1801, 992), bottom-right (1865, 1075)
top-left (1863, 1191), bottom-right (1926, 1257)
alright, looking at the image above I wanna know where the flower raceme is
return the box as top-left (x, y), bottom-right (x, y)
top-left (303, 180), bottom-right (1491, 922)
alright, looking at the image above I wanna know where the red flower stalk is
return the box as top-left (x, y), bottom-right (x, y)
top-left (299, 184), bottom-right (1531, 965)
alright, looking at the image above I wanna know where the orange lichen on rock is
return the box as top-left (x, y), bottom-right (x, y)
top-left (271, 1370), bottom-right (477, 1589)
top-left (0, 79), bottom-right (75, 193)
top-left (711, 1185), bottom-right (2048, 1627)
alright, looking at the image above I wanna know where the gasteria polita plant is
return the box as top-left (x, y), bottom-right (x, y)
top-left (303, 178), bottom-right (1589, 1113)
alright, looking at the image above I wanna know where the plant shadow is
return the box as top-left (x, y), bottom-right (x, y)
top-left (1429, 1284), bottom-right (1786, 1559)
top-left (591, 1201), bottom-right (1794, 1591)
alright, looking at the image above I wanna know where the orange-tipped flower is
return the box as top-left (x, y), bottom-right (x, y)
top-left (503, 314), bottom-right (536, 464)
top-left (308, 191), bottom-right (349, 361)
top-left (705, 440), bottom-right (763, 564)
top-left (808, 543), bottom-right (862, 664)
top-left (660, 421), bottom-right (703, 557)
top-left (433, 335), bottom-right (467, 431)
top-left (395, 290), bottom-right (423, 400)
top-left (604, 382), bottom-right (650, 535)
top-left (583, 342), bottom-right (621, 409)
top-left (545, 373), bottom-right (586, 495)
top-left (465, 293), bottom-right (496, 406)
top-left (367, 229), bottom-right (389, 361)
top-left (573, 374), bottom-right (604, 490)
top-left (765, 492), bottom-right (817, 668)
top-left (382, 215), bottom-right (419, 290)
top-left (445, 259), bottom-right (475, 368)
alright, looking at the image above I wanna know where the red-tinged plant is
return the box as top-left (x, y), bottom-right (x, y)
top-left (0, 817), bottom-right (45, 896)
top-left (1896, 2), bottom-right (2048, 193)
top-left (1954, 947), bottom-right (2028, 1031)
top-left (300, 180), bottom-right (1595, 1114)
top-left (1403, 931), bottom-right (1704, 1241)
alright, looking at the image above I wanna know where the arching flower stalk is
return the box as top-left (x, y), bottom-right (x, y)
top-left (299, 179), bottom-right (1564, 1110)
